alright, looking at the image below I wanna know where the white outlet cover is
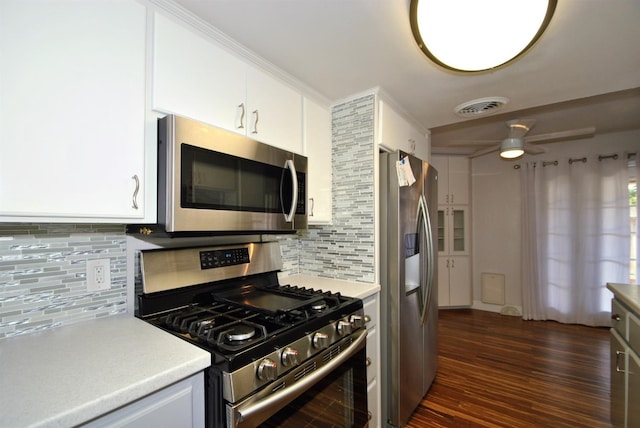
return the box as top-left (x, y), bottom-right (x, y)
top-left (87, 258), bottom-right (111, 292)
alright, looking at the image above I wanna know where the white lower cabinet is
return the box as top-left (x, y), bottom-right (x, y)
top-left (438, 256), bottom-right (471, 307)
top-left (82, 372), bottom-right (205, 428)
top-left (364, 293), bottom-right (381, 427)
top-left (0, 0), bottom-right (147, 221)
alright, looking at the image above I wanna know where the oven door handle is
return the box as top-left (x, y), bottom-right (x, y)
top-left (232, 329), bottom-right (367, 428)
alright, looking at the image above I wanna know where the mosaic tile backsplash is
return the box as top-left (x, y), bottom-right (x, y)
top-left (0, 224), bottom-right (127, 339)
top-left (297, 94), bottom-right (376, 283)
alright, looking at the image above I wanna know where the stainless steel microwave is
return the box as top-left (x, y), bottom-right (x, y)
top-left (156, 114), bottom-right (307, 234)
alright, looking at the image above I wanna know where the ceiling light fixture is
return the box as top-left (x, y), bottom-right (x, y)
top-left (500, 137), bottom-right (525, 159)
top-left (409, 0), bottom-right (557, 72)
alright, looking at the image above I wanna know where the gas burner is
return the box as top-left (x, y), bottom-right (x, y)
top-left (224, 324), bottom-right (257, 342)
top-left (309, 300), bottom-right (328, 312)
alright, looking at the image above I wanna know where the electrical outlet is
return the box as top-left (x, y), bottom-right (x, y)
top-left (87, 258), bottom-right (111, 292)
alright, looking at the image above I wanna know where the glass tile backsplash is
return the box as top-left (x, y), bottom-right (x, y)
top-left (0, 224), bottom-right (127, 339)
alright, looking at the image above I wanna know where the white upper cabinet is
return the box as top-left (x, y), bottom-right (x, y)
top-left (0, 0), bottom-right (147, 221)
top-left (431, 155), bottom-right (470, 205)
top-left (245, 65), bottom-right (302, 153)
top-left (152, 13), bottom-right (246, 133)
top-left (303, 97), bottom-right (332, 224)
top-left (377, 99), bottom-right (429, 161)
top-left (152, 13), bottom-right (303, 153)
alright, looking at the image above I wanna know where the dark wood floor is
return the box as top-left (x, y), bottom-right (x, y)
top-left (406, 309), bottom-right (611, 428)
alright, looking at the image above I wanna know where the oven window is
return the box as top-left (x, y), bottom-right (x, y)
top-left (181, 144), bottom-right (285, 213)
top-left (259, 346), bottom-right (369, 428)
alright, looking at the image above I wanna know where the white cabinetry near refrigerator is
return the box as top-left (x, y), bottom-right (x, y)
top-left (152, 13), bottom-right (303, 154)
top-left (0, 0), bottom-right (148, 222)
top-left (430, 155), bottom-right (472, 307)
top-left (377, 99), bottom-right (430, 161)
top-left (610, 291), bottom-right (640, 428)
top-left (303, 98), bottom-right (332, 224)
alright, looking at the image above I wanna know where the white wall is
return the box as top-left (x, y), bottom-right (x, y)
top-left (470, 129), bottom-right (640, 313)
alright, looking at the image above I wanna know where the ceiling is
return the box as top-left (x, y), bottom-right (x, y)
top-left (170, 0), bottom-right (640, 155)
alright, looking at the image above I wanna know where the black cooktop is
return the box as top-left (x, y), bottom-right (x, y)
top-left (140, 281), bottom-right (362, 370)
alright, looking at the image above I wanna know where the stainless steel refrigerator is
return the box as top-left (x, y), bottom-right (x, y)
top-left (379, 151), bottom-right (438, 427)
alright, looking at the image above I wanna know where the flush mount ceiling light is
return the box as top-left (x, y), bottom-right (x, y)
top-left (410, 0), bottom-right (557, 72)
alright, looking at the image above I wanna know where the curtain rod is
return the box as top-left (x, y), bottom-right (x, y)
top-left (513, 152), bottom-right (637, 169)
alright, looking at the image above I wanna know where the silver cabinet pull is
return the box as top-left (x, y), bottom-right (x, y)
top-left (366, 357), bottom-right (372, 367)
top-left (238, 103), bottom-right (245, 129)
top-left (131, 175), bottom-right (139, 209)
top-left (612, 313), bottom-right (621, 322)
top-left (252, 109), bottom-right (259, 134)
top-left (309, 197), bottom-right (314, 217)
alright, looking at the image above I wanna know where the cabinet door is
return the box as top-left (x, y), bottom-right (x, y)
top-left (438, 257), bottom-right (451, 307)
top-left (378, 99), bottom-right (421, 158)
top-left (430, 155), bottom-right (449, 205)
top-left (303, 98), bottom-right (332, 224)
top-left (629, 349), bottom-right (640, 428)
top-left (439, 207), bottom-right (469, 255)
top-left (447, 156), bottom-right (470, 205)
top-left (0, 0), bottom-right (146, 220)
top-left (152, 13), bottom-right (246, 133)
top-left (610, 330), bottom-right (627, 428)
top-left (448, 256), bottom-right (471, 306)
top-left (246, 66), bottom-right (303, 153)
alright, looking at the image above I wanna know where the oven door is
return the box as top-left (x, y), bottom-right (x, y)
top-left (227, 330), bottom-right (369, 428)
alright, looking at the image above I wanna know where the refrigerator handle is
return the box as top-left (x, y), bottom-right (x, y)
top-left (418, 195), bottom-right (435, 325)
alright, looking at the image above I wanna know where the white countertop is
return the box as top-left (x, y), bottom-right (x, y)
top-left (279, 273), bottom-right (380, 300)
top-left (0, 315), bottom-right (210, 428)
top-left (608, 282), bottom-right (640, 314)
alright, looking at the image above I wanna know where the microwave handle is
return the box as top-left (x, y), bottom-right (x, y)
top-left (283, 159), bottom-right (298, 222)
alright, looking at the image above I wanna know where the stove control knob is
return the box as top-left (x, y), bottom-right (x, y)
top-left (281, 347), bottom-right (299, 367)
top-left (257, 358), bottom-right (277, 381)
top-left (312, 332), bottom-right (329, 349)
top-left (349, 314), bottom-right (365, 329)
top-left (337, 320), bottom-right (353, 336)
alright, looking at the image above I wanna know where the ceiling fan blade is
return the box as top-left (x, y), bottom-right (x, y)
top-left (523, 142), bottom-right (546, 155)
top-left (524, 127), bottom-right (596, 144)
top-left (448, 139), bottom-right (501, 147)
top-left (468, 144), bottom-right (500, 158)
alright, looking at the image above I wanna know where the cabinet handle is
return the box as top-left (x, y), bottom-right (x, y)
top-left (615, 350), bottom-right (626, 373)
top-left (238, 103), bottom-right (245, 129)
top-left (409, 138), bottom-right (416, 155)
top-left (451, 259), bottom-right (455, 269)
top-left (612, 313), bottom-right (621, 322)
top-left (451, 194), bottom-right (454, 204)
top-left (366, 357), bottom-right (372, 367)
top-left (131, 175), bottom-right (139, 210)
top-left (364, 315), bottom-right (371, 324)
top-left (445, 194), bottom-right (449, 204)
top-left (252, 109), bottom-right (259, 134)
top-left (309, 197), bottom-right (314, 217)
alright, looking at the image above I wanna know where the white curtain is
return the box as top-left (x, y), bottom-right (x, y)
top-left (521, 155), bottom-right (630, 326)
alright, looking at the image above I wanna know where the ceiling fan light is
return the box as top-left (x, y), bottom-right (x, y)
top-left (409, 0), bottom-right (557, 72)
top-left (500, 137), bottom-right (525, 159)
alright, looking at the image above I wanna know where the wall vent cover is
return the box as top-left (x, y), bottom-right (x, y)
top-left (454, 97), bottom-right (509, 117)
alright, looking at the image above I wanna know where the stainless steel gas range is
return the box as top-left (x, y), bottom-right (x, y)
top-left (136, 241), bottom-right (369, 428)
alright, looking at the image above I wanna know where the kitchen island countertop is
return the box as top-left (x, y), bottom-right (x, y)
top-left (0, 314), bottom-right (210, 428)
top-left (607, 282), bottom-right (640, 314)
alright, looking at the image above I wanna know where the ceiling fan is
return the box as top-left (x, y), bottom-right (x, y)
top-left (461, 119), bottom-right (596, 159)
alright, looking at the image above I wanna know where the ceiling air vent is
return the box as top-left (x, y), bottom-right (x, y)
top-left (454, 97), bottom-right (509, 118)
